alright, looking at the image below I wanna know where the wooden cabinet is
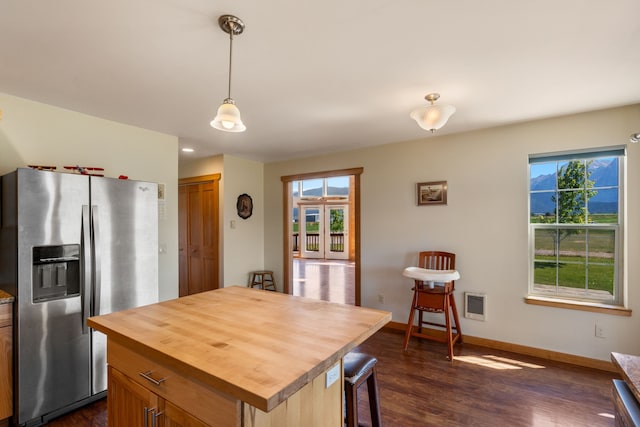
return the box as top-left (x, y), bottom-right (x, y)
top-left (107, 340), bottom-right (240, 427)
top-left (107, 338), bottom-right (342, 427)
top-left (162, 400), bottom-right (209, 427)
top-left (0, 303), bottom-right (13, 423)
top-left (108, 366), bottom-right (158, 427)
top-left (108, 367), bottom-right (208, 427)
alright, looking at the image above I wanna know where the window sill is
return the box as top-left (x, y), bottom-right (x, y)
top-left (525, 296), bottom-right (632, 316)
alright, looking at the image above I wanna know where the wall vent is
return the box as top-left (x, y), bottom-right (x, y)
top-left (464, 292), bottom-right (486, 321)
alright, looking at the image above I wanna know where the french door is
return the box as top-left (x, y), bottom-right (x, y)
top-left (300, 204), bottom-right (349, 260)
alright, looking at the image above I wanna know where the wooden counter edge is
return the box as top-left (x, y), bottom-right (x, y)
top-left (262, 311), bottom-right (391, 411)
top-left (611, 352), bottom-right (640, 403)
top-left (89, 311), bottom-right (391, 412)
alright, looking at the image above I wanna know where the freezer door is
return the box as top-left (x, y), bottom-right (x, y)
top-left (15, 169), bottom-right (91, 424)
top-left (89, 176), bottom-right (158, 393)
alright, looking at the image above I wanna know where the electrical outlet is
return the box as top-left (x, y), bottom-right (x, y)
top-left (377, 294), bottom-right (385, 304)
top-left (595, 323), bottom-right (605, 338)
top-left (325, 362), bottom-right (340, 388)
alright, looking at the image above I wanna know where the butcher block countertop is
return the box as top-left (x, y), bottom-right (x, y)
top-left (0, 290), bottom-right (14, 304)
top-left (612, 352), bottom-right (640, 402)
top-left (87, 286), bottom-right (391, 412)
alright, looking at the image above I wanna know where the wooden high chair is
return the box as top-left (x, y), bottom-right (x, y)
top-left (402, 251), bottom-right (462, 360)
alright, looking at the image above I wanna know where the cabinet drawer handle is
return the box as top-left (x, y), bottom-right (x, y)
top-left (139, 371), bottom-right (166, 386)
top-left (144, 406), bottom-right (154, 427)
top-left (152, 411), bottom-right (164, 427)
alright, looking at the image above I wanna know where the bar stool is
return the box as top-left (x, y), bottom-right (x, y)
top-left (344, 352), bottom-right (382, 427)
top-left (249, 270), bottom-right (277, 291)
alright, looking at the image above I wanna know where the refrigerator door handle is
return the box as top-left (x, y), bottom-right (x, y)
top-left (81, 205), bottom-right (91, 334)
top-left (91, 205), bottom-right (102, 316)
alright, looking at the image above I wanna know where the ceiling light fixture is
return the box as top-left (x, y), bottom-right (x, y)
top-left (211, 15), bottom-right (246, 133)
top-left (410, 93), bottom-right (456, 133)
top-left (630, 132), bottom-right (640, 143)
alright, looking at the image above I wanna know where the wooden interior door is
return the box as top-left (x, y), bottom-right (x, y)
top-left (179, 174), bottom-right (220, 296)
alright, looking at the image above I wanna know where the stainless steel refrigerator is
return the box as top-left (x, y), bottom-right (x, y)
top-left (0, 168), bottom-right (158, 426)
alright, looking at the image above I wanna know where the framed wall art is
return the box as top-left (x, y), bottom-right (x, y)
top-left (417, 181), bottom-right (447, 206)
top-left (237, 193), bottom-right (253, 219)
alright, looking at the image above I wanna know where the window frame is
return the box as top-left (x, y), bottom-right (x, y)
top-left (527, 147), bottom-right (626, 308)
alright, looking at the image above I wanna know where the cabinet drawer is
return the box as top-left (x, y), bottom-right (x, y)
top-left (108, 339), bottom-right (241, 426)
top-left (0, 304), bottom-right (11, 328)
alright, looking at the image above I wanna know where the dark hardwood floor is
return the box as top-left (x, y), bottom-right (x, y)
top-left (356, 329), bottom-right (617, 426)
top-left (45, 400), bottom-right (106, 427)
top-left (44, 329), bottom-right (618, 427)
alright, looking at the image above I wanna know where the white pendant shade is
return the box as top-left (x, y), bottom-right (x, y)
top-left (211, 99), bottom-right (246, 132)
top-left (410, 93), bottom-right (455, 132)
top-left (410, 103), bottom-right (456, 132)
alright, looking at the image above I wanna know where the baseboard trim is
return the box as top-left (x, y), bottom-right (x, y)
top-left (384, 321), bottom-right (615, 372)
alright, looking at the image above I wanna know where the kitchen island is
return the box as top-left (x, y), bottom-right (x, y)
top-left (611, 352), bottom-right (640, 425)
top-left (87, 286), bottom-right (391, 427)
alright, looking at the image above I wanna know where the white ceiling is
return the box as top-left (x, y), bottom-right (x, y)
top-left (1, 1), bottom-right (639, 163)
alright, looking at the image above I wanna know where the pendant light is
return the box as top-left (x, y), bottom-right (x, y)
top-left (410, 93), bottom-right (456, 133)
top-left (211, 15), bottom-right (246, 132)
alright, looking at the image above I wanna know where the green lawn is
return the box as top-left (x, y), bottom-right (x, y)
top-left (534, 229), bottom-right (615, 254)
top-left (292, 222), bottom-right (319, 233)
top-left (534, 255), bottom-right (614, 293)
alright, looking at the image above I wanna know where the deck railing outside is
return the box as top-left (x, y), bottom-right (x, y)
top-left (292, 233), bottom-right (344, 252)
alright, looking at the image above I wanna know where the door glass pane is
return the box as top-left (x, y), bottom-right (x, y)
top-left (305, 208), bottom-right (320, 251)
top-left (292, 207), bottom-right (299, 251)
top-left (328, 208), bottom-right (345, 252)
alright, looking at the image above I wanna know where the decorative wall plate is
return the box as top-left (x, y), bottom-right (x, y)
top-left (237, 193), bottom-right (253, 219)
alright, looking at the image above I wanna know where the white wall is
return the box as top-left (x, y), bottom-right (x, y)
top-left (179, 154), bottom-right (265, 288)
top-left (0, 92), bottom-right (179, 301)
top-left (178, 155), bottom-right (224, 179)
top-left (221, 155), bottom-right (264, 287)
top-left (264, 104), bottom-right (640, 361)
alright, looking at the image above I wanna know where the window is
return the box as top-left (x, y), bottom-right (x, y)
top-left (528, 147), bottom-right (625, 306)
top-left (292, 176), bottom-right (350, 200)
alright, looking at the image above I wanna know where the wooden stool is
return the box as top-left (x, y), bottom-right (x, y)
top-left (344, 352), bottom-right (382, 427)
top-left (249, 270), bottom-right (277, 291)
